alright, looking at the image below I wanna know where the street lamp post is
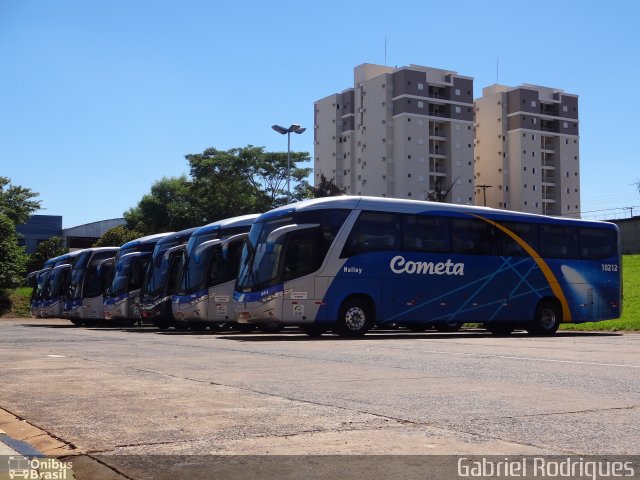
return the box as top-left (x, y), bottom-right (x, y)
top-left (272, 123), bottom-right (306, 203)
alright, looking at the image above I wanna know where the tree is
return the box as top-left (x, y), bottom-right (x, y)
top-left (0, 177), bottom-right (41, 225)
top-left (121, 145), bottom-right (311, 235)
top-left (310, 174), bottom-right (345, 198)
top-left (93, 225), bottom-right (143, 248)
top-left (0, 214), bottom-right (28, 291)
top-left (30, 236), bottom-right (67, 267)
top-left (124, 176), bottom-right (199, 235)
top-left (187, 145), bottom-right (311, 216)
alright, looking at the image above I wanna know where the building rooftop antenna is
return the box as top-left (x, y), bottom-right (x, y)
top-left (384, 36), bottom-right (387, 66)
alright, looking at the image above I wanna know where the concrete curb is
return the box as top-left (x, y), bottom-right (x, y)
top-left (0, 430), bottom-right (42, 457)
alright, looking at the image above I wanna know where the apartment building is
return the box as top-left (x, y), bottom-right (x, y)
top-left (474, 84), bottom-right (580, 217)
top-left (314, 63), bottom-right (475, 204)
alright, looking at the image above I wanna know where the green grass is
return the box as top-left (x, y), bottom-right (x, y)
top-left (0, 287), bottom-right (32, 318)
top-left (560, 254), bottom-right (640, 332)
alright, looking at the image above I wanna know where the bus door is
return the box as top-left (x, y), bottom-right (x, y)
top-left (275, 225), bottom-right (321, 323)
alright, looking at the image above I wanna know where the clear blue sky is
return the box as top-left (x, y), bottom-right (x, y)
top-left (1, 0), bottom-right (638, 227)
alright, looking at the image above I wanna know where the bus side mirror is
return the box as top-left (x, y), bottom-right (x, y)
top-left (266, 224), bottom-right (320, 244)
top-left (221, 233), bottom-right (249, 260)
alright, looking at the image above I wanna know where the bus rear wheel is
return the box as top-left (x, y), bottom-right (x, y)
top-left (337, 298), bottom-right (373, 337)
top-left (527, 301), bottom-right (561, 335)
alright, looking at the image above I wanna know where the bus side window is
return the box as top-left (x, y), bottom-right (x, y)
top-left (579, 228), bottom-right (616, 259)
top-left (341, 212), bottom-right (401, 257)
top-left (451, 218), bottom-right (492, 255)
top-left (540, 225), bottom-right (578, 259)
top-left (403, 215), bottom-right (450, 253)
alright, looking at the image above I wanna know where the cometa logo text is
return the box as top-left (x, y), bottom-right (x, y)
top-left (389, 256), bottom-right (465, 276)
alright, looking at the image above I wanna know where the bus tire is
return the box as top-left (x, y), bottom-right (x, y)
top-left (301, 325), bottom-right (326, 337)
top-left (69, 319), bottom-right (83, 326)
top-left (260, 323), bottom-right (283, 333)
top-left (435, 321), bottom-right (463, 332)
top-left (487, 324), bottom-right (513, 336)
top-left (407, 324), bottom-right (429, 332)
top-left (527, 300), bottom-right (561, 335)
top-left (337, 298), bottom-right (373, 337)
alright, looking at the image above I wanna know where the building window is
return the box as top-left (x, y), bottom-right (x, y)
top-left (418, 83), bottom-right (424, 90)
top-left (455, 106), bottom-right (461, 114)
top-left (418, 101), bottom-right (424, 108)
top-left (531, 101), bottom-right (537, 107)
top-left (563, 105), bottom-right (568, 112)
top-left (455, 88), bottom-right (461, 96)
top-left (563, 122), bottom-right (569, 128)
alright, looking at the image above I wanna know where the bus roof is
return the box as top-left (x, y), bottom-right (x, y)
top-left (53, 249), bottom-right (86, 266)
top-left (192, 214), bottom-right (260, 237)
top-left (155, 227), bottom-right (198, 247)
top-left (119, 232), bottom-right (173, 250)
top-left (257, 196), bottom-right (615, 228)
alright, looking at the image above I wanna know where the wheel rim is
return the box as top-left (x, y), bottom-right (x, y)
top-left (344, 306), bottom-right (366, 331)
top-left (539, 307), bottom-right (557, 330)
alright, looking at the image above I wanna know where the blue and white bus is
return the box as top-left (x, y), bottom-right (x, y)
top-left (28, 257), bottom-right (59, 318)
top-left (63, 247), bottom-right (119, 325)
top-left (172, 214), bottom-right (259, 330)
top-left (140, 227), bottom-right (197, 329)
top-left (233, 196), bottom-right (621, 337)
top-left (39, 250), bottom-right (85, 318)
top-left (103, 233), bottom-right (171, 323)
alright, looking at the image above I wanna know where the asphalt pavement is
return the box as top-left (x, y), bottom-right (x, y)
top-left (0, 317), bottom-right (639, 478)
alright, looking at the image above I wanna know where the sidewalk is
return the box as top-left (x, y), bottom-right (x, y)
top-left (0, 411), bottom-right (77, 480)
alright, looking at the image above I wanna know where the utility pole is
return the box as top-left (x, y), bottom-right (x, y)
top-left (623, 206), bottom-right (634, 218)
top-left (475, 184), bottom-right (493, 207)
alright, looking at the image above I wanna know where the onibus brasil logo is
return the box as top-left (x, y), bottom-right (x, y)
top-left (6, 456), bottom-right (73, 479)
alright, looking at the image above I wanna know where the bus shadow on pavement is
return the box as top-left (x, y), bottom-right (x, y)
top-left (217, 329), bottom-right (623, 342)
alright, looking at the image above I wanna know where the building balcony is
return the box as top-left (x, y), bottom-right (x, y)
top-left (541, 176), bottom-right (556, 185)
top-left (429, 148), bottom-right (447, 157)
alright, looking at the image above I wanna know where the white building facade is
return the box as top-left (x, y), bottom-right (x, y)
top-left (314, 63), bottom-right (475, 204)
top-left (474, 84), bottom-right (580, 217)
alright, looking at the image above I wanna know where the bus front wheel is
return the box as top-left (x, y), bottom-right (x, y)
top-left (527, 301), bottom-right (561, 335)
top-left (337, 298), bottom-right (373, 337)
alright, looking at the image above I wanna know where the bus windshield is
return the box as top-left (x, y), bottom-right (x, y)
top-left (176, 230), bottom-right (221, 295)
top-left (69, 251), bottom-right (116, 300)
top-left (34, 270), bottom-right (51, 301)
top-left (45, 267), bottom-right (69, 300)
top-left (177, 243), bottom-right (220, 295)
top-left (107, 254), bottom-right (149, 297)
top-left (143, 247), bottom-right (184, 296)
top-left (236, 210), bottom-right (349, 292)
